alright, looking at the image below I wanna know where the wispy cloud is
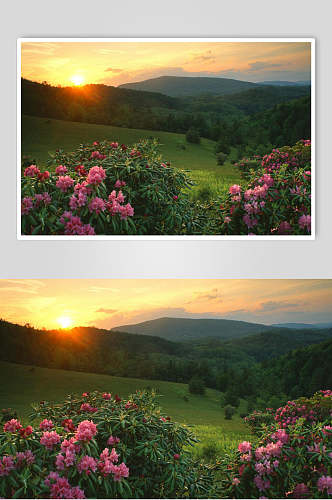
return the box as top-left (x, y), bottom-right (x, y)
top-left (96, 308), bottom-right (118, 314)
top-left (105, 68), bottom-right (123, 73)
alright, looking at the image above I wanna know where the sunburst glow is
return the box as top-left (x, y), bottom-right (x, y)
top-left (70, 75), bottom-right (84, 86)
top-left (57, 316), bottom-right (73, 329)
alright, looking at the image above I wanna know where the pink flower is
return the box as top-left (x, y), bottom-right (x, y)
top-left (317, 476), bottom-right (332, 494)
top-left (103, 392), bottom-right (112, 400)
top-left (254, 475), bottom-right (271, 491)
top-left (299, 214), bottom-right (311, 231)
top-left (238, 441), bottom-right (252, 454)
top-left (232, 478), bottom-right (240, 486)
top-left (224, 216), bottom-right (231, 224)
top-left (56, 175), bottom-right (74, 193)
top-left (259, 174), bottom-right (274, 187)
top-left (88, 197), bottom-right (106, 214)
top-left (21, 197), bottom-right (34, 215)
top-left (110, 142), bottom-right (119, 148)
top-left (55, 165), bottom-right (67, 175)
top-left (40, 419), bottom-right (54, 431)
top-left (69, 191), bottom-right (87, 210)
top-left (87, 166), bottom-right (106, 185)
top-left (173, 195), bottom-right (178, 200)
top-left (107, 436), bottom-right (120, 446)
top-left (0, 456), bottom-right (15, 477)
top-left (16, 450), bottom-right (35, 467)
top-left (278, 221), bottom-right (292, 235)
top-left (77, 455), bottom-right (97, 475)
top-left (44, 472), bottom-right (86, 499)
top-left (229, 184), bottom-right (241, 195)
top-left (115, 179), bottom-right (126, 188)
top-left (111, 462), bottom-right (129, 482)
top-left (243, 214), bottom-right (258, 229)
top-left (24, 165), bottom-right (40, 177)
top-left (40, 431), bottom-right (61, 450)
top-left (75, 420), bottom-right (97, 442)
top-left (4, 419), bottom-right (22, 433)
top-left (293, 483), bottom-right (309, 498)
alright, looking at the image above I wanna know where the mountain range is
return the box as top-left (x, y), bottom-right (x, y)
top-left (119, 75), bottom-right (310, 97)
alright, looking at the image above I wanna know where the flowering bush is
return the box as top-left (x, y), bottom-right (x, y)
top-left (0, 390), bottom-right (216, 498)
top-left (218, 140), bottom-right (312, 235)
top-left (21, 139), bottom-right (196, 235)
top-left (222, 390), bottom-right (332, 499)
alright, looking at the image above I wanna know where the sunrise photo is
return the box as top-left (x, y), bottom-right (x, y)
top-left (19, 39), bottom-right (313, 238)
top-left (0, 279), bottom-right (331, 498)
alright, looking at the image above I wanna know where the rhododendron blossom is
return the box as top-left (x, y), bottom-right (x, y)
top-left (40, 419), bottom-right (54, 431)
top-left (40, 431), bottom-right (61, 450)
top-left (86, 166), bottom-right (106, 185)
top-left (229, 185), bottom-right (241, 195)
top-left (55, 165), bottom-right (67, 175)
top-left (75, 420), bottom-right (97, 442)
top-left (4, 419), bottom-right (22, 433)
top-left (24, 165), bottom-right (40, 177)
top-left (0, 456), bottom-right (15, 477)
top-left (56, 175), bottom-right (74, 193)
top-left (89, 197), bottom-right (106, 214)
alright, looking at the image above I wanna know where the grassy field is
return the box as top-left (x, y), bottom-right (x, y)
top-left (21, 115), bottom-right (241, 198)
top-left (0, 361), bottom-right (251, 456)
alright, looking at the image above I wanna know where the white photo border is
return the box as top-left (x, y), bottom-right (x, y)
top-left (17, 37), bottom-right (315, 241)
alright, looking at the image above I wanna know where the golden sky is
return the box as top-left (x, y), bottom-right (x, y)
top-left (0, 280), bottom-right (330, 330)
top-left (21, 41), bottom-right (311, 87)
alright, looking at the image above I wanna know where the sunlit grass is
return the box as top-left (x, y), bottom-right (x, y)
top-left (21, 115), bottom-right (242, 199)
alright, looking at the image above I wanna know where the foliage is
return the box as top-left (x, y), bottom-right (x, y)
top-left (0, 390), bottom-right (217, 498)
top-left (21, 139), bottom-right (198, 235)
top-left (185, 128), bottom-right (200, 144)
top-left (222, 390), bottom-right (332, 499)
top-left (188, 376), bottom-right (205, 395)
top-left (224, 405), bottom-right (236, 420)
top-left (217, 140), bottom-right (311, 236)
top-left (216, 152), bottom-right (227, 166)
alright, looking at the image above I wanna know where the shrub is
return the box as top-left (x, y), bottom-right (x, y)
top-left (224, 405), bottom-right (236, 420)
top-left (21, 139), bottom-right (196, 236)
top-left (0, 390), bottom-right (216, 498)
top-left (185, 128), bottom-right (200, 144)
top-left (219, 139), bottom-right (312, 235)
top-left (188, 376), bottom-right (206, 395)
top-left (216, 152), bottom-right (227, 166)
top-left (222, 390), bottom-right (332, 499)
top-left (224, 391), bottom-right (240, 408)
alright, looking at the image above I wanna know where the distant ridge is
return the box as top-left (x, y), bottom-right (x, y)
top-left (112, 316), bottom-right (275, 341)
top-left (259, 80), bottom-right (311, 86)
top-left (119, 75), bottom-right (259, 97)
top-left (271, 322), bottom-right (332, 329)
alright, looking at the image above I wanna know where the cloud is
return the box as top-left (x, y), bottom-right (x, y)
top-left (256, 300), bottom-right (304, 313)
top-left (88, 286), bottom-right (119, 294)
top-left (96, 308), bottom-right (117, 314)
top-left (247, 61), bottom-right (283, 72)
top-left (105, 68), bottom-right (123, 73)
top-left (190, 50), bottom-right (216, 64)
top-left (0, 280), bottom-right (46, 295)
top-left (189, 288), bottom-right (223, 303)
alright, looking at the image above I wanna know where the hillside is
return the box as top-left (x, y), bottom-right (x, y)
top-left (225, 328), bottom-right (332, 362)
top-left (112, 317), bottom-right (273, 341)
top-left (119, 75), bottom-right (258, 96)
top-left (271, 322), bottom-right (332, 329)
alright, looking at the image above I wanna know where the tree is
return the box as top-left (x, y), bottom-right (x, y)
top-left (216, 152), bottom-right (227, 165)
top-left (188, 376), bottom-right (205, 395)
top-left (224, 404), bottom-right (236, 420)
top-left (186, 128), bottom-right (200, 144)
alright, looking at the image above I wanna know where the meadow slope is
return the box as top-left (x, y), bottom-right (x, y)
top-left (0, 361), bottom-right (250, 457)
top-left (21, 115), bottom-right (241, 197)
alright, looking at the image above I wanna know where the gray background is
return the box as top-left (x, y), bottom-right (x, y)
top-left (1, 0), bottom-right (331, 278)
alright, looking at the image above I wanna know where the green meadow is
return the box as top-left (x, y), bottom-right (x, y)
top-left (0, 361), bottom-right (250, 457)
top-left (21, 115), bottom-right (241, 199)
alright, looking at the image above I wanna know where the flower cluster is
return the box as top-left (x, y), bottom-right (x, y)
top-left (21, 138), bottom-right (193, 236)
top-left (224, 390), bottom-right (332, 499)
top-left (219, 140), bottom-right (312, 235)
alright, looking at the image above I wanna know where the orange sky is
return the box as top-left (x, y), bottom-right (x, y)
top-left (20, 41), bottom-right (311, 87)
top-left (0, 279), bottom-right (330, 330)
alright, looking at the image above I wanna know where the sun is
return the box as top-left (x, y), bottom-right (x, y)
top-left (70, 75), bottom-right (84, 86)
top-left (57, 316), bottom-right (73, 329)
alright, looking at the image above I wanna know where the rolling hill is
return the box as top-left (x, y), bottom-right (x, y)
top-left (112, 317), bottom-right (274, 341)
top-left (119, 75), bottom-right (259, 97)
